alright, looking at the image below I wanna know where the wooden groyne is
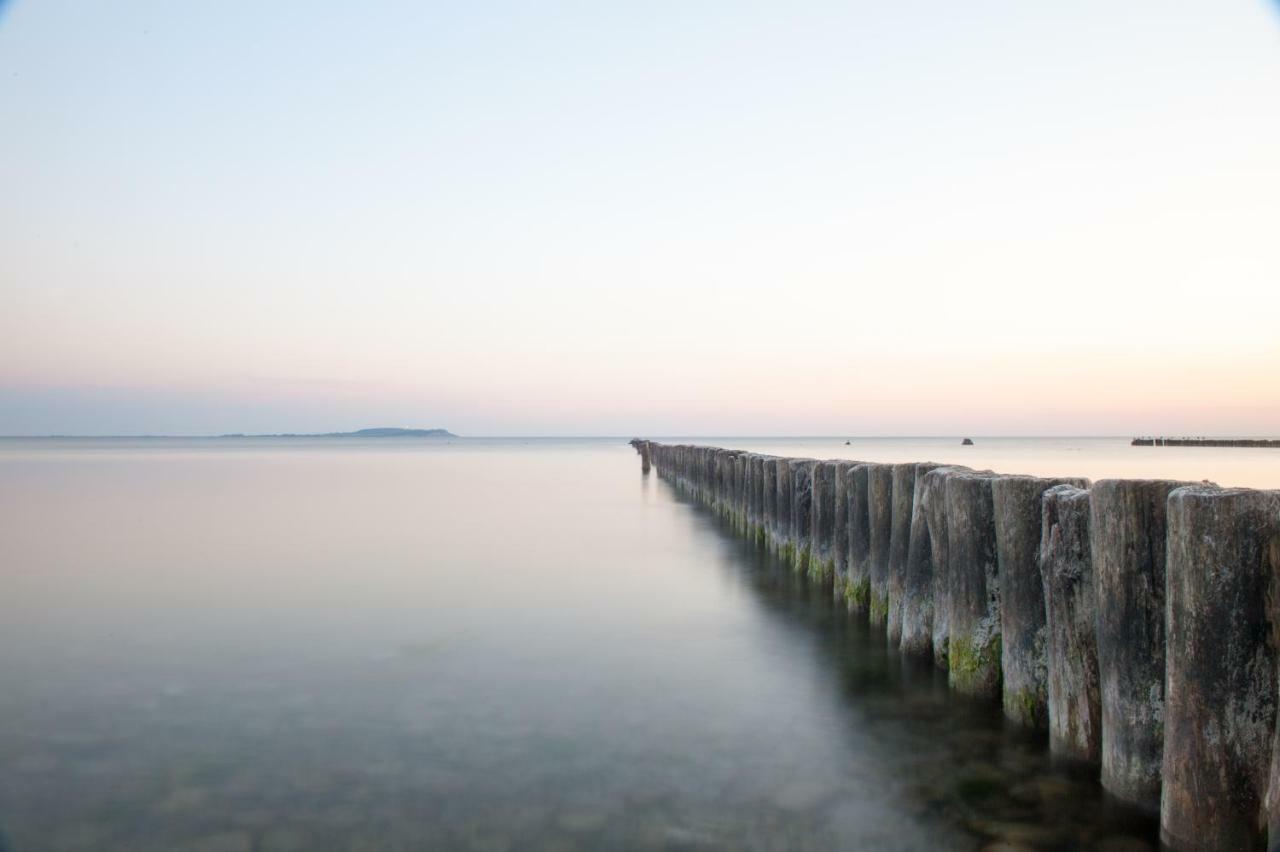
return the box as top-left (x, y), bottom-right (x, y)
top-left (630, 439), bottom-right (1280, 852)
top-left (1133, 437), bottom-right (1280, 448)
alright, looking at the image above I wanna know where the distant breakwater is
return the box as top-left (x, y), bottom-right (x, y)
top-left (1133, 437), bottom-right (1280, 448)
top-left (630, 439), bottom-right (1280, 852)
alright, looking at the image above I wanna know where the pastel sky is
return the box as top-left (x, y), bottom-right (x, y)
top-left (3, 1), bottom-right (1278, 436)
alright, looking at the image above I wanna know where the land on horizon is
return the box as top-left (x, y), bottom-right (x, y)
top-left (219, 427), bottom-right (456, 439)
top-left (6, 427), bottom-right (458, 439)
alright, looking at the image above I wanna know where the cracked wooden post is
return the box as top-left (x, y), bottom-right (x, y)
top-left (832, 461), bottom-right (856, 604)
top-left (789, 460), bottom-right (816, 574)
top-left (946, 470), bottom-right (1001, 699)
top-left (774, 458), bottom-right (793, 560)
top-left (1090, 478), bottom-right (1190, 812)
top-left (762, 458), bottom-right (778, 551)
top-left (1162, 486), bottom-right (1280, 852)
top-left (725, 450), bottom-right (737, 518)
top-left (810, 461), bottom-right (838, 585)
top-left (731, 452), bottom-right (740, 527)
top-left (926, 466), bottom-right (972, 668)
top-left (888, 462), bottom-right (940, 647)
top-left (738, 452), bottom-right (751, 532)
top-left (1039, 484), bottom-right (1101, 763)
top-left (846, 464), bottom-right (873, 614)
top-left (748, 455), bottom-right (765, 545)
top-left (900, 465), bottom-right (964, 658)
top-left (727, 447), bottom-right (737, 514)
top-left (692, 446), bottom-right (702, 500)
top-left (993, 474), bottom-right (1089, 728)
top-left (867, 463), bottom-right (895, 628)
top-left (712, 449), bottom-right (723, 511)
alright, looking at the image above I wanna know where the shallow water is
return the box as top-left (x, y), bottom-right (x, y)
top-left (2, 435), bottom-right (1265, 850)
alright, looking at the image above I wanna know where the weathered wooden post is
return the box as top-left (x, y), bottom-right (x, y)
top-left (729, 452), bottom-right (738, 525)
top-left (790, 460), bottom-right (816, 574)
top-left (888, 462), bottom-right (940, 646)
top-left (846, 464), bottom-right (873, 614)
top-left (737, 450), bottom-right (747, 532)
top-left (1040, 484), bottom-right (1101, 762)
top-left (774, 459), bottom-right (793, 559)
top-left (926, 466), bottom-right (972, 667)
top-left (993, 474), bottom-right (1089, 728)
top-left (946, 470), bottom-right (1001, 699)
top-left (810, 461), bottom-right (838, 584)
top-left (725, 450), bottom-right (738, 517)
top-left (900, 465), bottom-right (964, 658)
top-left (748, 455), bottom-right (765, 543)
top-left (633, 439), bottom-right (651, 473)
top-left (1091, 478), bottom-right (1188, 812)
top-left (832, 461), bottom-right (856, 604)
top-left (762, 458), bottom-right (778, 549)
top-left (1162, 486), bottom-right (1280, 852)
top-left (691, 446), bottom-right (701, 497)
top-left (712, 448), bottom-right (723, 509)
top-left (711, 449), bottom-right (723, 510)
top-left (867, 463), bottom-right (895, 627)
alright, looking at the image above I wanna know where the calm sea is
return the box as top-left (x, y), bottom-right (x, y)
top-left (1, 436), bottom-right (1276, 851)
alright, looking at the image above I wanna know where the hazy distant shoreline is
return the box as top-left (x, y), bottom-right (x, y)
top-left (218, 427), bottom-right (456, 439)
top-left (7, 427), bottom-right (457, 439)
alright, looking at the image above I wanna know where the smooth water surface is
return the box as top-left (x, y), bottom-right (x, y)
top-left (4, 436), bottom-right (1264, 850)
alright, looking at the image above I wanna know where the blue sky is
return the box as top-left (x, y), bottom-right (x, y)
top-left (3, 1), bottom-right (1279, 435)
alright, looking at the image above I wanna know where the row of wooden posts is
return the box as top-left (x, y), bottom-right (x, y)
top-left (631, 439), bottom-right (1280, 852)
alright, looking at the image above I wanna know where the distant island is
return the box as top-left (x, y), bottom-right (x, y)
top-left (218, 427), bottom-right (456, 439)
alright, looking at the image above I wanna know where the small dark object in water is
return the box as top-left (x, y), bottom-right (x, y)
top-left (961, 438), bottom-right (974, 446)
top-left (845, 441), bottom-right (851, 445)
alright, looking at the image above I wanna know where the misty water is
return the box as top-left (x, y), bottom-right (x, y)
top-left (3, 437), bottom-right (1278, 851)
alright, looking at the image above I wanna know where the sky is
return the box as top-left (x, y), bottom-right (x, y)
top-left (2, 1), bottom-right (1279, 436)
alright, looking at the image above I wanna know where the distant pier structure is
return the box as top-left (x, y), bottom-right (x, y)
top-left (1133, 437), bottom-right (1280, 448)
